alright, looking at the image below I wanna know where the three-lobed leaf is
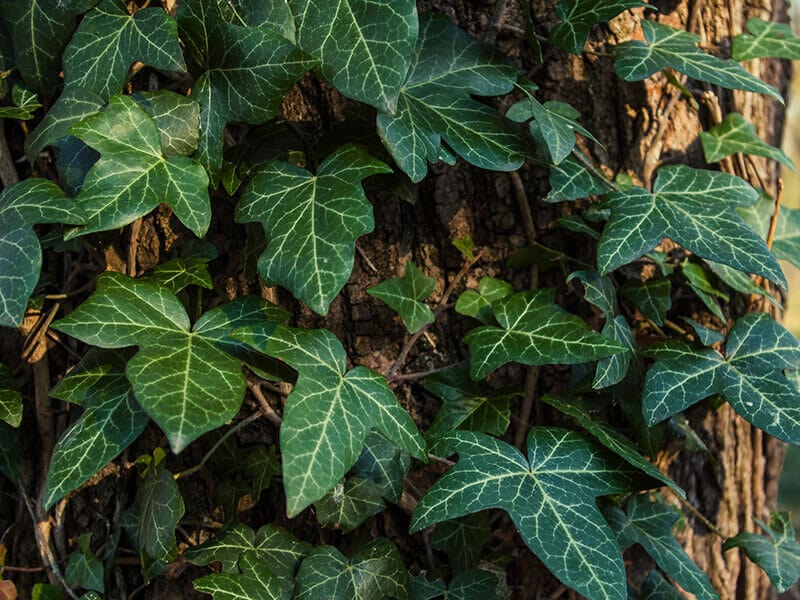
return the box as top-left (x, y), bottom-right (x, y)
top-left (455, 277), bottom-right (514, 325)
top-left (733, 18), bottom-right (800, 61)
top-left (367, 262), bottom-right (435, 333)
top-left (550, 0), bottom-right (648, 54)
top-left (194, 551), bottom-right (282, 600)
top-left (700, 112), bottom-right (794, 171)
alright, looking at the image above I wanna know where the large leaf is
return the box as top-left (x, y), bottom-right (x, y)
top-left (376, 14), bottom-right (531, 183)
top-left (292, 0), bottom-right (416, 112)
top-left (598, 165), bottom-right (785, 288)
top-left (700, 112), bottom-right (794, 171)
top-left (66, 95), bottom-right (210, 238)
top-left (463, 289), bottom-right (626, 380)
top-left (44, 348), bottom-right (148, 509)
top-left (53, 274), bottom-right (287, 452)
top-left (614, 20), bottom-right (782, 102)
top-left (733, 18), bottom-right (800, 61)
top-left (603, 496), bottom-right (718, 600)
top-left (411, 428), bottom-right (646, 600)
top-left (0, 0), bottom-right (94, 95)
top-left (194, 551), bottom-right (282, 600)
top-left (738, 191), bottom-right (800, 269)
top-left (232, 324), bottom-right (424, 516)
top-left (643, 313), bottom-right (800, 444)
top-left (723, 512), bottom-right (800, 593)
top-left (368, 262), bottom-right (435, 333)
top-left (0, 363), bottom-right (22, 428)
top-left (63, 0), bottom-right (185, 100)
top-left (0, 178), bottom-right (85, 328)
top-left (294, 539), bottom-right (407, 600)
top-left (550, 0), bottom-right (648, 54)
top-left (237, 145), bottom-right (390, 315)
top-left (177, 0), bottom-right (315, 177)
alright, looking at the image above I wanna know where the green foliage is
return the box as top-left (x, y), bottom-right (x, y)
top-left (429, 513), bottom-right (491, 571)
top-left (455, 277), bottom-right (514, 325)
top-left (193, 552), bottom-right (282, 600)
top-left (0, 84), bottom-right (41, 120)
top-left (550, 0), bottom-right (647, 54)
top-left (733, 18), bottom-right (800, 61)
top-left (315, 476), bottom-right (385, 532)
top-left (0, 362), bottom-right (22, 428)
top-left (368, 262), bottom-right (435, 333)
top-left (409, 570), bottom-right (500, 599)
top-left (700, 112), bottom-right (795, 171)
top-left (65, 533), bottom-right (104, 593)
top-left (739, 191), bottom-right (800, 269)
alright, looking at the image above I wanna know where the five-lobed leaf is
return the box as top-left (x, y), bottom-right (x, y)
top-left (550, 0), bottom-right (648, 54)
top-left (53, 273), bottom-right (287, 452)
top-left (464, 289), bottom-right (626, 380)
top-left (733, 18), bottom-right (800, 61)
top-left (643, 313), bottom-right (800, 444)
top-left (411, 428), bottom-right (646, 600)
top-left (614, 20), bottom-right (782, 102)
top-left (368, 262), bottom-right (435, 333)
top-left (599, 165), bottom-right (785, 288)
top-left (0, 178), bottom-right (85, 328)
top-left (700, 112), bottom-right (794, 171)
top-left (237, 144), bottom-right (390, 315)
top-left (232, 323), bottom-right (424, 516)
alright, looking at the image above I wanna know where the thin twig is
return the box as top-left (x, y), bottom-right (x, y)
top-left (427, 454), bottom-right (456, 467)
top-left (676, 494), bottom-right (726, 538)
top-left (766, 178), bottom-right (783, 250)
top-left (356, 243), bottom-right (378, 273)
top-left (43, 279), bottom-right (96, 301)
top-left (388, 364), bottom-right (457, 383)
top-left (248, 382), bottom-right (283, 427)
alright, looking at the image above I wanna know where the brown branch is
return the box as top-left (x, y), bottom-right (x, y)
top-left (248, 382), bottom-right (283, 427)
top-left (766, 178), bottom-right (783, 250)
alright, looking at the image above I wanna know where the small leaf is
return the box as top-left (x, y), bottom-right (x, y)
top-left (423, 362), bottom-right (514, 438)
top-left (550, 0), bottom-right (648, 54)
top-left (411, 429), bottom-right (646, 600)
top-left (599, 165), bottom-right (785, 288)
top-left (0, 178), bottom-right (85, 328)
top-left (376, 14), bottom-right (531, 183)
top-left (134, 452), bottom-right (185, 563)
top-left (568, 269), bottom-right (617, 317)
top-left (0, 84), bottom-right (41, 120)
top-left (682, 318), bottom-right (725, 346)
top-left (604, 496), bottom-right (718, 600)
top-left (455, 278), bottom-right (514, 325)
top-left (354, 431), bottom-right (411, 504)
top-left (682, 262), bottom-right (726, 322)
top-left (733, 18), bottom-right (800, 61)
top-left (723, 512), bottom-right (800, 593)
top-left (368, 262), bottom-right (436, 333)
top-left (63, 0), bottom-right (186, 100)
top-left (140, 257), bottom-right (213, 293)
top-left (547, 155), bottom-right (607, 202)
top-left (643, 313), bottom-right (800, 444)
top-left (292, 0), bottom-right (417, 112)
top-left (67, 95), bottom-right (210, 238)
top-left (25, 88), bottom-right (104, 162)
top-left (315, 477), bottom-right (385, 533)
top-left (65, 533), bottom-right (104, 593)
top-left (237, 145), bottom-right (390, 315)
top-left (44, 348), bottom-right (148, 509)
top-left (193, 551), bottom-right (282, 600)
top-left (464, 289), bottom-right (626, 380)
top-left (705, 260), bottom-right (781, 309)
top-left (0, 363), bottom-right (22, 428)
top-left (614, 20), bottom-right (782, 102)
top-left (54, 274), bottom-right (287, 452)
top-left (594, 315), bottom-right (635, 389)
top-left (294, 539), bottom-right (407, 600)
top-left (738, 190), bottom-right (800, 269)
top-left (700, 113), bottom-right (794, 171)
top-left (409, 570), bottom-right (500, 600)
top-left (620, 278), bottom-right (671, 326)
top-left (232, 324), bottom-right (424, 516)
top-left (429, 513), bottom-right (491, 571)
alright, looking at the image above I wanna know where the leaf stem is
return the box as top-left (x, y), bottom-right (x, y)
top-left (248, 382), bottom-right (283, 426)
top-left (676, 495), bottom-right (726, 539)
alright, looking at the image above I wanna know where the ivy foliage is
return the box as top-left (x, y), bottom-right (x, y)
top-left (1, 0), bottom-right (800, 598)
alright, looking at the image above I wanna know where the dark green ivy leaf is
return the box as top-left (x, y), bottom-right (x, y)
top-left (315, 476), bottom-right (385, 533)
top-left (733, 19), bottom-right (800, 61)
top-left (409, 570), bottom-right (500, 600)
top-left (354, 431), bottom-right (411, 504)
top-left (682, 318), bottom-right (725, 346)
top-left (700, 112), bottom-right (794, 171)
top-left (193, 551), bottom-right (282, 600)
top-left (429, 512), bottom-right (491, 571)
top-left (723, 512), bottom-right (800, 593)
top-left (681, 262), bottom-right (727, 322)
top-left (65, 533), bottom-right (104, 593)
top-left (0, 178), bottom-right (85, 328)
top-left (550, 0), bottom-right (648, 55)
top-left (738, 190), bottom-right (800, 270)
top-left (132, 90), bottom-right (201, 157)
top-left (25, 88), bottom-right (104, 162)
top-left (0, 422), bottom-right (18, 482)
top-left (0, 363), bottom-right (22, 428)
top-left (63, 0), bottom-right (185, 100)
top-left (133, 450), bottom-right (185, 563)
top-left (547, 154), bottom-right (608, 202)
top-left (140, 257), bottom-right (213, 294)
top-left (599, 165), bottom-right (785, 288)
top-left (368, 262), bottom-right (435, 333)
top-left (614, 20), bottom-right (782, 102)
top-left (411, 428), bottom-right (647, 600)
top-left (620, 278), bottom-right (671, 327)
top-left (640, 570), bottom-right (685, 600)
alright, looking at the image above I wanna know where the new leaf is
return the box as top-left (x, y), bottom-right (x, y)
top-left (411, 428), bottom-right (646, 600)
top-left (368, 262), bottom-right (435, 333)
top-left (233, 324), bottom-right (424, 516)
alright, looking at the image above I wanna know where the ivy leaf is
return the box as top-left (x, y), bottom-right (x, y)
top-left (63, 0), bottom-right (185, 100)
top-left (640, 570), bottom-right (685, 600)
top-left (723, 512), bottom-right (800, 592)
top-left (0, 363), bottom-right (22, 428)
top-left (65, 533), bottom-right (104, 593)
top-left (25, 88), bottom-right (104, 162)
top-left (598, 165), bottom-right (785, 288)
top-left (66, 95), bottom-right (210, 238)
top-left (429, 513), bottom-right (491, 571)
top-left (132, 91), bottom-right (201, 157)
top-left (681, 262), bottom-right (727, 322)
top-left (232, 324), bottom-right (424, 516)
top-left (237, 145), bottom-right (390, 315)
top-left (409, 570), bottom-right (500, 600)
top-left (0, 0), bottom-right (94, 95)
top-left (376, 14), bottom-right (531, 183)
top-left (411, 428), bottom-right (646, 600)
top-left (464, 289), bottom-right (626, 380)
top-left (0, 178), bottom-right (86, 328)
top-left (705, 260), bottom-right (781, 310)
top-left (292, 0), bottom-right (417, 112)
top-left (733, 19), bottom-right (800, 61)
top-left (683, 318), bottom-right (725, 346)
top-left (620, 278), bottom-right (671, 326)
top-left (294, 539), bottom-right (407, 600)
top-left (604, 496), bottom-right (718, 600)
top-left (700, 113), bottom-right (794, 171)
top-left (44, 348), bottom-right (148, 510)
top-left (193, 551), bottom-right (282, 600)
top-left (133, 451), bottom-right (185, 563)
top-left (541, 395), bottom-right (684, 498)
top-left (738, 190), bottom-right (800, 269)
top-left (643, 313), bottom-right (800, 444)
top-left (354, 431), bottom-right (411, 504)
top-left (568, 269), bottom-right (617, 318)
top-left (140, 257), bottom-right (213, 293)
top-left (368, 262), bottom-right (435, 333)
top-left (315, 477), bottom-right (385, 533)
top-left (594, 316), bottom-right (635, 389)
top-left (547, 155), bottom-right (607, 202)
top-left (221, 0), bottom-right (295, 41)
top-left (0, 84), bottom-right (41, 120)
top-left (0, 422), bottom-right (18, 482)
top-left (177, 0), bottom-right (315, 177)
top-left (550, 0), bottom-right (648, 54)
top-left (614, 21), bottom-right (782, 102)
top-left (455, 277), bottom-right (514, 325)
top-left (53, 274), bottom-right (287, 452)
top-left (423, 362), bottom-right (514, 439)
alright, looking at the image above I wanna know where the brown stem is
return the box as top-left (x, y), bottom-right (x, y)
top-left (766, 178), bottom-right (783, 251)
top-left (248, 382), bottom-right (283, 427)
